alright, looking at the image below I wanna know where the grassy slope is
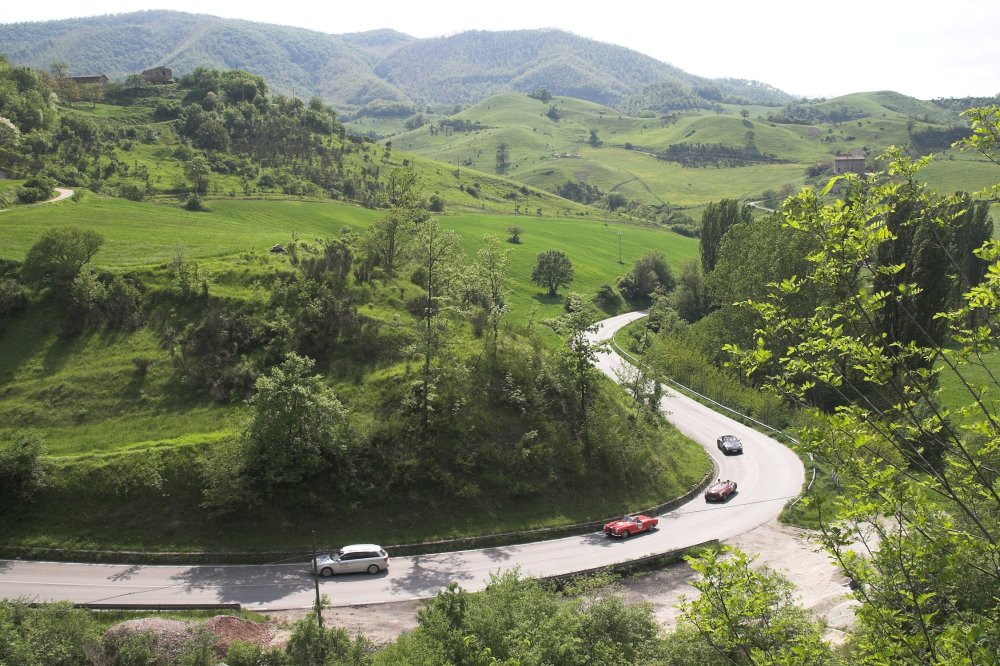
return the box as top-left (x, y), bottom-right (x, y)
top-left (0, 195), bottom-right (698, 456)
top-left (390, 92), bottom-right (998, 207)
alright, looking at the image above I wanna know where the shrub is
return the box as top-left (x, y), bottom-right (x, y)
top-left (594, 284), bottom-right (623, 312)
top-left (16, 175), bottom-right (56, 204)
top-left (132, 357), bottom-right (154, 375)
top-left (184, 194), bottom-right (205, 211)
top-left (0, 432), bottom-right (48, 507)
top-left (0, 278), bottom-right (28, 320)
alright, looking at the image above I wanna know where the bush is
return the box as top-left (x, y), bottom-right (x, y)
top-left (16, 175), bottom-right (56, 204)
top-left (594, 284), bottom-right (623, 312)
top-left (0, 600), bottom-right (101, 665)
top-left (0, 432), bottom-right (48, 507)
top-left (104, 629), bottom-right (160, 665)
top-left (184, 194), bottom-right (205, 211)
top-left (0, 278), bottom-right (28, 320)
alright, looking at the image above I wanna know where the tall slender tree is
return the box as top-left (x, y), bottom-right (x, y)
top-left (699, 198), bottom-right (752, 275)
top-left (412, 218), bottom-right (462, 431)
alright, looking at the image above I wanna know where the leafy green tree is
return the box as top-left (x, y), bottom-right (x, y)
top-left (242, 352), bottom-right (348, 490)
top-left (0, 114), bottom-right (19, 146)
top-left (378, 167), bottom-right (421, 209)
top-left (15, 175), bottom-right (55, 204)
top-left (727, 137), bottom-right (1000, 663)
top-left (364, 208), bottom-right (415, 277)
top-left (472, 233), bottom-right (512, 350)
top-left (947, 193), bottom-right (993, 308)
top-left (184, 156), bottom-right (211, 194)
top-left (668, 546), bottom-right (835, 665)
top-left (506, 224), bottom-right (522, 244)
top-left (670, 260), bottom-right (709, 323)
top-left (531, 249), bottom-right (574, 296)
top-left (0, 432), bottom-right (48, 507)
top-left (365, 167), bottom-right (427, 277)
top-left (411, 218), bottom-right (463, 430)
top-left (285, 613), bottom-right (371, 666)
top-left (619, 250), bottom-right (675, 301)
top-left (699, 198), bottom-right (752, 274)
top-left (21, 226), bottom-right (103, 290)
top-left (873, 191), bottom-right (953, 352)
top-left (560, 301), bottom-right (605, 445)
top-left (589, 128), bottom-right (602, 146)
top-left (495, 142), bottom-right (509, 173)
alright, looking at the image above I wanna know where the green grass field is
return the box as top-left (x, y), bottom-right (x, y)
top-left (388, 91), bottom-right (995, 209)
top-left (0, 195), bottom-right (698, 458)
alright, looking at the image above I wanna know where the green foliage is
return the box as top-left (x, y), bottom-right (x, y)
top-left (0, 431), bottom-right (48, 507)
top-left (670, 260), bottom-right (709, 323)
top-left (104, 630), bottom-right (163, 664)
top-left (286, 615), bottom-right (373, 666)
top-left (0, 58), bottom-right (55, 134)
top-left (667, 546), bottom-right (836, 665)
top-left (699, 198), bottom-right (752, 275)
top-left (377, 569), bottom-right (662, 665)
top-left (724, 135), bottom-right (1000, 661)
top-left (0, 600), bottom-right (102, 666)
top-left (242, 352), bottom-right (348, 490)
top-left (531, 249), bottom-right (575, 296)
top-left (16, 175), bottom-right (56, 204)
top-left (658, 141), bottom-right (781, 168)
top-left (619, 250), bottom-right (675, 301)
top-left (555, 179), bottom-right (604, 204)
top-left (21, 226), bottom-right (103, 291)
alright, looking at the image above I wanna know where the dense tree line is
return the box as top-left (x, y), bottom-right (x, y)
top-left (907, 124), bottom-right (972, 154)
top-left (766, 101), bottom-right (870, 125)
top-left (657, 142), bottom-right (782, 168)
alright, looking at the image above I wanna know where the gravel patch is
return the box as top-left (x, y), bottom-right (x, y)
top-left (103, 614), bottom-right (280, 661)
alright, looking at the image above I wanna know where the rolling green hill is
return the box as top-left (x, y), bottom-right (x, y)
top-left (391, 91), bottom-right (999, 208)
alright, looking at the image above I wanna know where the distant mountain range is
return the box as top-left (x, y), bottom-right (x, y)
top-left (0, 10), bottom-right (796, 114)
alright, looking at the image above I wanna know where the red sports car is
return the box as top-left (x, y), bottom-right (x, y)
top-left (704, 479), bottom-right (738, 502)
top-left (603, 514), bottom-right (657, 538)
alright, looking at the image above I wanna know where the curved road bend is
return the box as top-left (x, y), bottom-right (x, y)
top-left (0, 312), bottom-right (804, 610)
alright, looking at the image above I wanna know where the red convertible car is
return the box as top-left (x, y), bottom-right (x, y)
top-left (704, 479), bottom-right (738, 502)
top-left (604, 514), bottom-right (657, 538)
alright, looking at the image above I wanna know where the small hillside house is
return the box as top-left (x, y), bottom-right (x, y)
top-left (142, 67), bottom-right (174, 84)
top-left (834, 154), bottom-right (866, 175)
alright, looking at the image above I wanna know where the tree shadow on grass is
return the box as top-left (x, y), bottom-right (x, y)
top-left (531, 292), bottom-right (564, 307)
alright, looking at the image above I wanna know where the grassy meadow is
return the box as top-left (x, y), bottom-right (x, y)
top-left (0, 192), bottom-right (698, 455)
top-left (389, 91), bottom-right (996, 210)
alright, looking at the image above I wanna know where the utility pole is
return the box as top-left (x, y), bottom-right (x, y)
top-left (312, 531), bottom-right (323, 627)
top-left (617, 230), bottom-right (623, 264)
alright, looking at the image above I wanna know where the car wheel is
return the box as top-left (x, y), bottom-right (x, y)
top-left (621, 529), bottom-right (630, 538)
top-left (320, 567), bottom-right (333, 577)
top-left (367, 564), bottom-right (380, 575)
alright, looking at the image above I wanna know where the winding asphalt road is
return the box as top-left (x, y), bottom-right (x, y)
top-left (0, 312), bottom-right (804, 610)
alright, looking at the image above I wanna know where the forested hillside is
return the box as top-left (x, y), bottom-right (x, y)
top-left (0, 11), bottom-right (793, 115)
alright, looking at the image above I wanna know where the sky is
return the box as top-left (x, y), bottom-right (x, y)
top-left (2, 0), bottom-right (999, 100)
